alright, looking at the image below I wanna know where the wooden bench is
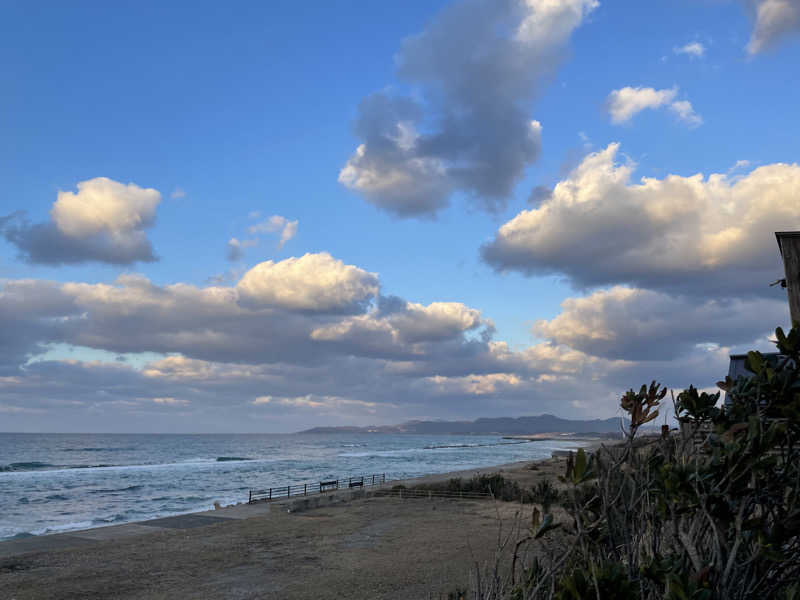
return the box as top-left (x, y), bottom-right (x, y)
top-left (320, 480), bottom-right (338, 492)
top-left (348, 478), bottom-right (364, 488)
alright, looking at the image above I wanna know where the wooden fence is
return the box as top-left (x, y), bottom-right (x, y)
top-left (371, 488), bottom-right (493, 500)
top-left (248, 473), bottom-right (385, 504)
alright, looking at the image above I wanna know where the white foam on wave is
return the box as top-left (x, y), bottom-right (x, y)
top-left (338, 447), bottom-right (428, 458)
top-left (0, 457), bottom-right (275, 480)
top-left (31, 520), bottom-right (95, 537)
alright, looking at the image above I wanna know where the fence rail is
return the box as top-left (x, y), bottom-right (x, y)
top-left (371, 488), bottom-right (493, 500)
top-left (248, 473), bottom-right (386, 504)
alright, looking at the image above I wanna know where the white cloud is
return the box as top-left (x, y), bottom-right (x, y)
top-left (236, 252), bottom-right (379, 313)
top-left (170, 187), bottom-right (186, 200)
top-left (310, 300), bottom-right (488, 357)
top-left (248, 215), bottom-right (298, 249)
top-left (673, 41), bottom-right (706, 58)
top-left (248, 215), bottom-right (286, 235)
top-left (730, 159), bottom-right (752, 172)
top-left (152, 397), bottom-right (189, 406)
top-left (668, 100), bottom-right (703, 127)
top-left (143, 356), bottom-right (219, 380)
top-left (747, 0), bottom-right (800, 54)
top-left (390, 302), bottom-right (484, 342)
top-left (0, 404), bottom-right (44, 414)
top-left (607, 86), bottom-right (677, 123)
top-left (51, 177), bottom-right (160, 238)
top-left (606, 86), bottom-right (702, 127)
top-left (483, 143), bottom-right (800, 296)
top-left (278, 220), bottom-right (298, 249)
top-left (1, 177), bottom-right (161, 265)
top-left (339, 0), bottom-right (596, 217)
top-left (251, 394), bottom-right (378, 411)
top-left (533, 286), bottom-right (788, 360)
top-left (339, 140), bottom-right (452, 217)
top-left (0, 212), bottom-right (790, 431)
top-left (426, 373), bottom-right (522, 396)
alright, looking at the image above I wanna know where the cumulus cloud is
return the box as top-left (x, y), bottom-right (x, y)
top-left (0, 279), bottom-right (78, 373)
top-left (426, 373), bottom-right (522, 396)
top-left (0, 254), bottom-right (604, 424)
top-left (236, 252), bottom-right (379, 313)
top-left (533, 286), bottom-right (788, 360)
top-left (482, 143), bottom-right (800, 296)
top-left (388, 302), bottom-right (484, 343)
top-left (673, 41), bottom-right (706, 58)
top-left (248, 215), bottom-right (298, 249)
top-left (339, 0), bottom-right (597, 217)
top-left (1, 177), bottom-right (160, 265)
top-left (310, 300), bottom-right (490, 359)
top-left (747, 0), bottom-right (800, 54)
top-left (0, 238), bottom-right (788, 431)
top-left (606, 86), bottom-right (702, 127)
top-left (0, 282), bottom-right (760, 432)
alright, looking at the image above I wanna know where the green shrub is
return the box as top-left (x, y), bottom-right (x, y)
top-left (477, 324), bottom-right (800, 600)
top-left (529, 480), bottom-right (559, 512)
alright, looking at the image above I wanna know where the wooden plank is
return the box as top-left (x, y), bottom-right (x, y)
top-left (776, 231), bottom-right (800, 325)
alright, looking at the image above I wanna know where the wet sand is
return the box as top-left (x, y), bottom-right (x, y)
top-left (1, 456), bottom-right (577, 599)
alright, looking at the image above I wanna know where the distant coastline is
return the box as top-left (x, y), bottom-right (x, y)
top-left (298, 413), bottom-right (623, 436)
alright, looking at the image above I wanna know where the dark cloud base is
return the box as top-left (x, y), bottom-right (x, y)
top-left (1, 214), bottom-right (157, 266)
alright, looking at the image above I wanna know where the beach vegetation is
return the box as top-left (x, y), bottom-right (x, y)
top-left (403, 474), bottom-right (527, 502)
top-left (468, 323), bottom-right (800, 599)
top-left (529, 480), bottom-right (559, 513)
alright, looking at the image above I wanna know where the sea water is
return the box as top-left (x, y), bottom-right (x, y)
top-left (0, 432), bottom-right (587, 540)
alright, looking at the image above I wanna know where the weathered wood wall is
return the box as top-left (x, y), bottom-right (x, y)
top-left (777, 232), bottom-right (800, 325)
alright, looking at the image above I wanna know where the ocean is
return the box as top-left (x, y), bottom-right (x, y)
top-left (0, 432), bottom-right (586, 541)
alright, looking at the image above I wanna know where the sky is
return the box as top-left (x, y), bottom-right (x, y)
top-left (1, 0), bottom-right (799, 433)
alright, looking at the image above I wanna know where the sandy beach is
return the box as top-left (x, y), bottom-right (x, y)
top-left (0, 455), bottom-right (578, 600)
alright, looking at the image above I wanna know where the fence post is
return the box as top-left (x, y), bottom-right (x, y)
top-left (776, 232), bottom-right (800, 324)
top-left (304, 483), bottom-right (307, 496)
top-left (248, 490), bottom-right (252, 503)
top-left (269, 488), bottom-right (272, 501)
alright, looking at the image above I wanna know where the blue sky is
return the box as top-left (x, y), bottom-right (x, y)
top-left (1, 0), bottom-right (798, 432)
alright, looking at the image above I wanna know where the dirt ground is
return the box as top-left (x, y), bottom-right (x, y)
top-left (1, 457), bottom-right (577, 600)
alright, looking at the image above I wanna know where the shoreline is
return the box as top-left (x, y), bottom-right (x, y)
top-left (0, 438), bottom-right (601, 557)
top-left (1, 448), bottom-right (598, 599)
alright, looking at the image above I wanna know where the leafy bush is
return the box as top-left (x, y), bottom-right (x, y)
top-left (471, 324), bottom-right (800, 600)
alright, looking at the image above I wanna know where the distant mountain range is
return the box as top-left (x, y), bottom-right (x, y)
top-left (299, 414), bottom-right (622, 435)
